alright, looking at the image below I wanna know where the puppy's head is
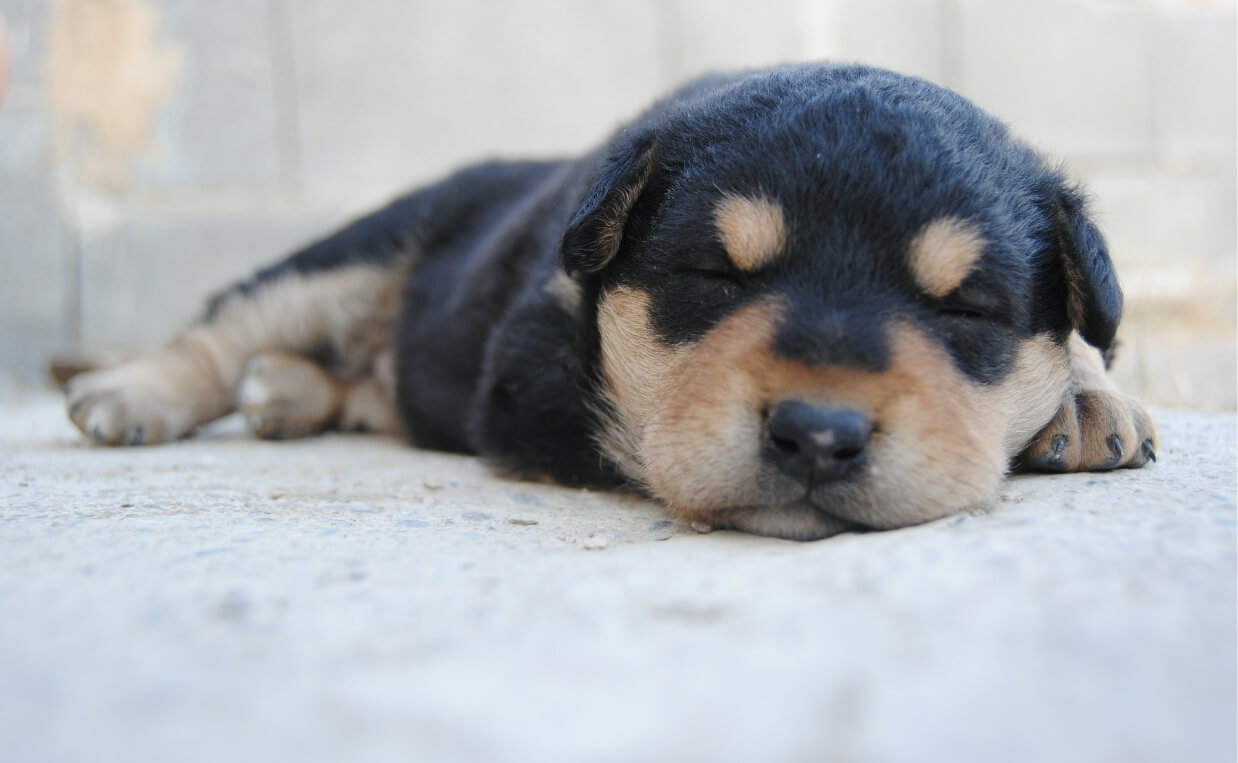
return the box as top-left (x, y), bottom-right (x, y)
top-left (563, 65), bottom-right (1122, 540)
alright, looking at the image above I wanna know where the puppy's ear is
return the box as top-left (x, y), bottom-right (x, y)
top-left (1055, 187), bottom-right (1122, 352)
top-left (561, 131), bottom-right (656, 277)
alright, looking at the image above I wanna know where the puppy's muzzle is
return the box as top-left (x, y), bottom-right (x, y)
top-left (765, 401), bottom-right (872, 484)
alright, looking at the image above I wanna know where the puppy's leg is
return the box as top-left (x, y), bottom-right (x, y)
top-left (67, 264), bottom-right (405, 445)
top-left (1020, 332), bottom-right (1157, 471)
top-left (236, 349), bottom-right (401, 439)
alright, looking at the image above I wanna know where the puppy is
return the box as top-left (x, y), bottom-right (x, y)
top-left (66, 63), bottom-right (1157, 540)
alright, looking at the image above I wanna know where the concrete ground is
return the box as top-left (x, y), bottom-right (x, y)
top-left (1, 384), bottom-right (1234, 763)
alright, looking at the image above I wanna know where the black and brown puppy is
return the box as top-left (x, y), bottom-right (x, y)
top-left (66, 63), bottom-right (1157, 540)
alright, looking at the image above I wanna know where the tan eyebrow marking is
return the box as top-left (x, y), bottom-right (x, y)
top-left (713, 194), bottom-right (787, 272)
top-left (908, 217), bottom-right (986, 297)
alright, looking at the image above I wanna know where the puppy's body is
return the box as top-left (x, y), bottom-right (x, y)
top-left (67, 64), bottom-right (1156, 540)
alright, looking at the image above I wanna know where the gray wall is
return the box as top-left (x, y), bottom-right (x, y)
top-left (1, 0), bottom-right (1234, 408)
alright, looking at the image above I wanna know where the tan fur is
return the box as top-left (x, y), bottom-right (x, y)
top-left (596, 288), bottom-right (1075, 536)
top-left (236, 351), bottom-right (343, 439)
top-left (338, 376), bottom-right (401, 434)
top-left (989, 335), bottom-right (1074, 454)
top-left (67, 264), bottom-right (405, 445)
top-left (594, 287), bottom-right (689, 479)
top-left (714, 194), bottom-right (787, 272)
top-left (236, 350), bottom-right (401, 440)
top-left (908, 217), bottom-right (986, 297)
top-left (1066, 331), bottom-right (1111, 389)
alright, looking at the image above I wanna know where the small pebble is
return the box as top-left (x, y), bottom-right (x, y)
top-left (508, 517), bottom-right (538, 526)
top-left (422, 479), bottom-right (443, 490)
top-left (580, 534), bottom-right (610, 550)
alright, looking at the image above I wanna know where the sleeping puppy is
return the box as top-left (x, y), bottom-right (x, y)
top-left (65, 63), bottom-right (1157, 540)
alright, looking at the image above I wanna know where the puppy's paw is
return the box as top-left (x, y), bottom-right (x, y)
top-left (236, 352), bottom-right (340, 440)
top-left (66, 359), bottom-right (206, 446)
top-left (1020, 389), bottom-right (1157, 472)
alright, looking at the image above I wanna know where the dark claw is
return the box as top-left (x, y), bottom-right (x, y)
top-left (1107, 435), bottom-right (1124, 460)
top-left (1141, 439), bottom-right (1157, 463)
top-left (90, 425), bottom-right (106, 444)
top-left (128, 425), bottom-right (145, 446)
top-left (1019, 433), bottom-right (1068, 473)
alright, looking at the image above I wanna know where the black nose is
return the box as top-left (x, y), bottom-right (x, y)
top-left (765, 401), bottom-right (872, 483)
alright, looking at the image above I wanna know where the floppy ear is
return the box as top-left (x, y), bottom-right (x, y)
top-left (1055, 187), bottom-right (1123, 352)
top-left (561, 131), bottom-right (656, 277)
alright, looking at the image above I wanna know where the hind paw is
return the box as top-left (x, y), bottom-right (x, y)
top-left (66, 359), bottom-right (206, 446)
top-left (236, 352), bottom-right (341, 440)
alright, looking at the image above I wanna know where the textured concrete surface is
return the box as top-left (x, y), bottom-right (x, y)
top-left (1, 385), bottom-right (1234, 763)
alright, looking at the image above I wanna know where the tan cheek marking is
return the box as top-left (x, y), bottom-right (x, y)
top-left (640, 299), bottom-right (785, 513)
top-left (908, 217), bottom-right (986, 297)
top-left (594, 287), bottom-right (691, 480)
top-left (714, 194), bottom-right (787, 271)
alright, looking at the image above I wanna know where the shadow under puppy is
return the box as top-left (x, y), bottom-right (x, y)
top-left (66, 63), bottom-right (1157, 540)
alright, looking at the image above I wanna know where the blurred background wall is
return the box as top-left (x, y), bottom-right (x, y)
top-left (0, 0), bottom-right (1233, 409)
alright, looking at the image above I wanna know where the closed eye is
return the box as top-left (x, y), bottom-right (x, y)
top-left (938, 304), bottom-right (991, 320)
top-left (935, 285), bottom-right (1008, 322)
top-left (682, 265), bottom-right (746, 289)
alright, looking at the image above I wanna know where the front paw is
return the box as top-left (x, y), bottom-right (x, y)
top-left (1020, 389), bottom-right (1157, 472)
